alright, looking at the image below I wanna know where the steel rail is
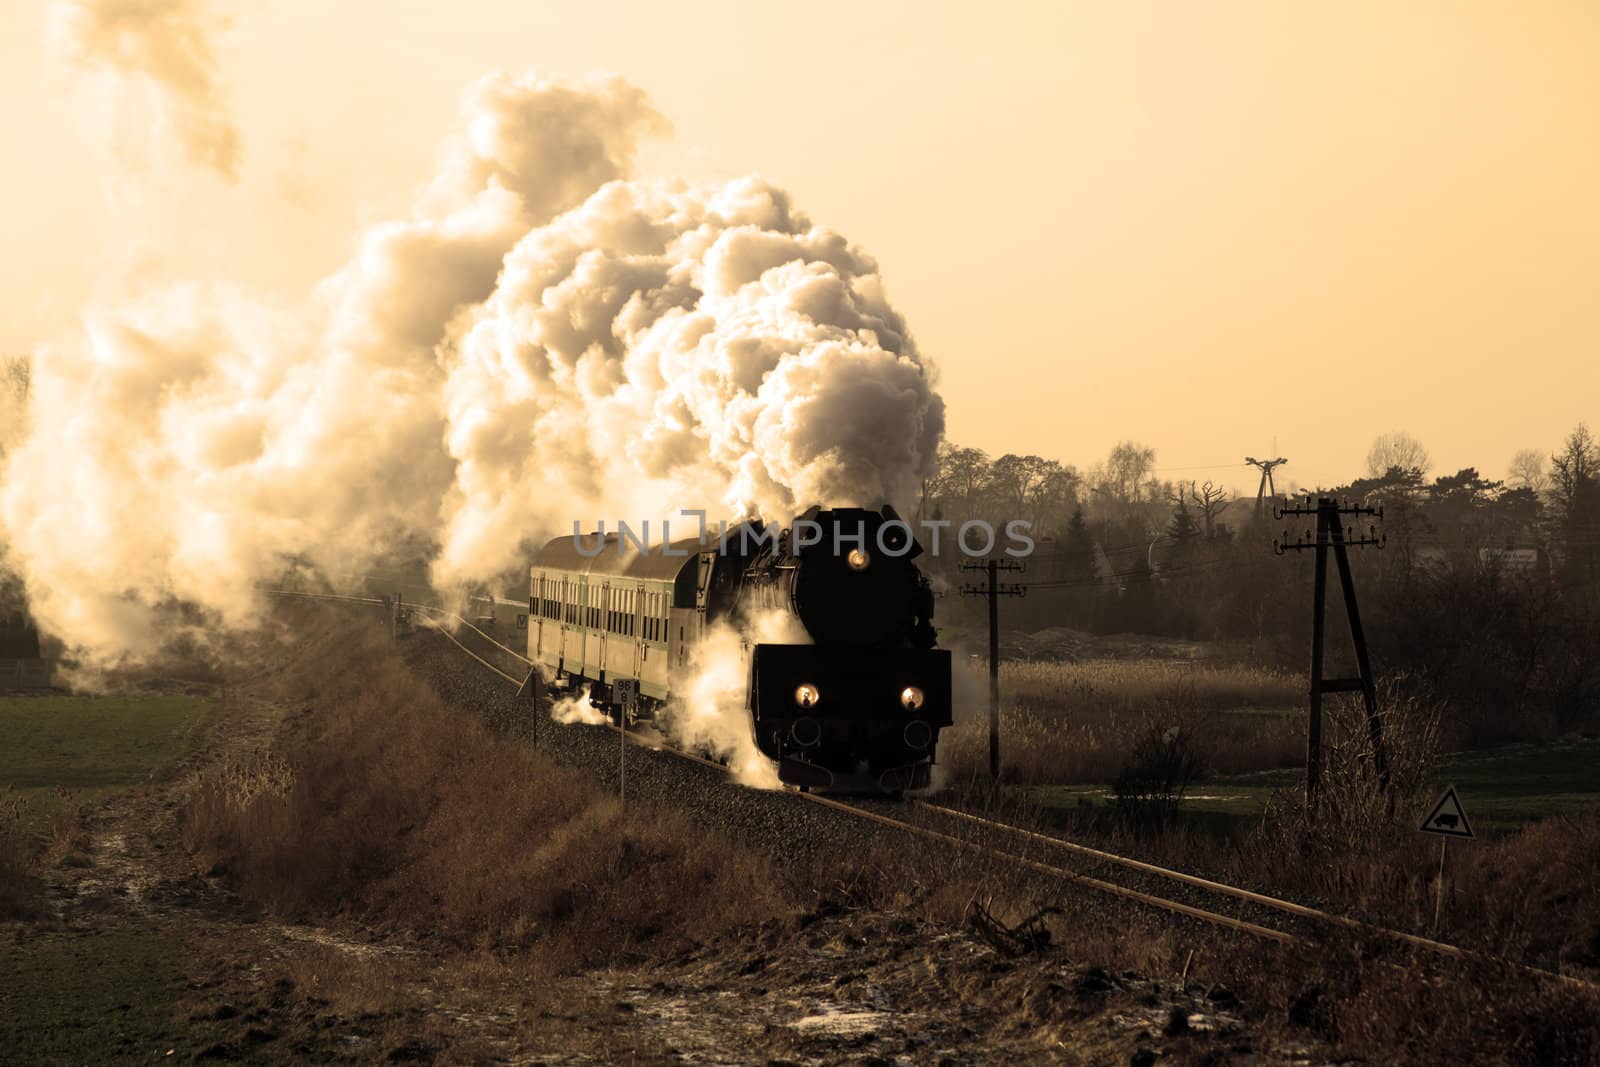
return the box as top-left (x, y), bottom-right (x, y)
top-left (415, 613), bottom-right (528, 687)
top-left (916, 805), bottom-right (1599, 990)
top-left (266, 588), bottom-right (1599, 989)
top-left (922, 802), bottom-right (1444, 945)
top-left (795, 790), bottom-right (1303, 945)
top-left (409, 602), bottom-right (534, 666)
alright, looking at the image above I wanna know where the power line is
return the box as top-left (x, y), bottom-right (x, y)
top-left (1152, 462), bottom-right (1253, 473)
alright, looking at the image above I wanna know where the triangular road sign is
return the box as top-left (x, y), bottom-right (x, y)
top-left (1418, 785), bottom-right (1474, 839)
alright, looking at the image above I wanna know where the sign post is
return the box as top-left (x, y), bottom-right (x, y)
top-left (1418, 784), bottom-right (1475, 933)
top-left (613, 679), bottom-right (638, 803)
top-left (515, 668), bottom-right (542, 748)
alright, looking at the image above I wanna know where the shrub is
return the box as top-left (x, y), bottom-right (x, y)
top-left (182, 621), bottom-right (786, 970)
top-left (1111, 721), bottom-right (1203, 822)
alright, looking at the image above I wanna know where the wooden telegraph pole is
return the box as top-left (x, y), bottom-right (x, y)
top-left (959, 559), bottom-right (1026, 781)
top-left (1273, 497), bottom-right (1390, 810)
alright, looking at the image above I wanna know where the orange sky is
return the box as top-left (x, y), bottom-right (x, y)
top-left (4, 0), bottom-right (1596, 493)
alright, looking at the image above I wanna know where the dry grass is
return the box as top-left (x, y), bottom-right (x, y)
top-left (48, 787), bottom-right (90, 861)
top-left (941, 657), bottom-right (1304, 785)
top-left (178, 609), bottom-right (1599, 1064)
top-left (1204, 936), bottom-right (1600, 1067)
top-left (276, 943), bottom-right (414, 1016)
top-left (1000, 658), bottom-right (1303, 714)
top-left (182, 622), bottom-right (787, 972)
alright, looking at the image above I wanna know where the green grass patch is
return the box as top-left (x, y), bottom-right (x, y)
top-left (0, 694), bottom-right (211, 840)
top-left (0, 926), bottom-right (234, 1064)
top-left (1, 696), bottom-right (229, 1060)
top-left (1017, 739), bottom-right (1600, 837)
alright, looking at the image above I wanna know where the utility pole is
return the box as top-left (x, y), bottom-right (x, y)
top-left (1273, 497), bottom-right (1389, 810)
top-left (1246, 456), bottom-right (1288, 517)
top-left (515, 668), bottom-right (541, 748)
top-left (959, 559), bottom-right (1026, 781)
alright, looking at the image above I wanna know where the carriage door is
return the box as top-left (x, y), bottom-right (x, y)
top-left (631, 582), bottom-right (645, 679)
top-left (531, 572), bottom-right (544, 662)
top-left (558, 575), bottom-right (570, 671)
top-left (597, 581), bottom-right (610, 681)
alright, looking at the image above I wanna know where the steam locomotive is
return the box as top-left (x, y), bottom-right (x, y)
top-left (526, 505), bottom-right (952, 792)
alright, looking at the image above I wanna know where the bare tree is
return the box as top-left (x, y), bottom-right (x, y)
top-left (1507, 448), bottom-right (1547, 493)
top-left (1549, 424), bottom-right (1598, 517)
top-left (1365, 431), bottom-right (1431, 478)
top-left (1091, 441), bottom-right (1157, 505)
top-left (1179, 479), bottom-right (1230, 538)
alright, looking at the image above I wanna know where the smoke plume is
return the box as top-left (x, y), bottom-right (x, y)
top-left (50, 0), bottom-right (242, 178)
top-left (0, 70), bottom-right (944, 677)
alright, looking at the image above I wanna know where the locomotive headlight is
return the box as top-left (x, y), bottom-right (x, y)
top-left (900, 686), bottom-right (925, 711)
top-left (794, 683), bottom-right (821, 708)
top-left (846, 548), bottom-right (870, 571)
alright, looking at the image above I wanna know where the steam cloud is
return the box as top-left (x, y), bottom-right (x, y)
top-left (0, 71), bottom-right (944, 680)
top-left (50, 0), bottom-right (242, 178)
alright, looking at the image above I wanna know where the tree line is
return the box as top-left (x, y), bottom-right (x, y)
top-left (919, 426), bottom-right (1600, 743)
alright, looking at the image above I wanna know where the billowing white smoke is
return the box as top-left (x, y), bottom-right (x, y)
top-left (550, 684), bottom-right (609, 727)
top-left (0, 67), bottom-right (944, 718)
top-left (49, 0), bottom-right (242, 178)
top-left (663, 609), bottom-right (811, 789)
top-left (434, 175), bottom-right (944, 586)
top-left (0, 72), bottom-right (666, 661)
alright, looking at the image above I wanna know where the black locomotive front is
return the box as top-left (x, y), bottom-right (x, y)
top-left (738, 506), bottom-right (953, 792)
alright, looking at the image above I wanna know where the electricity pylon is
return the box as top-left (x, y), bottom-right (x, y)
top-left (1245, 456), bottom-right (1288, 516)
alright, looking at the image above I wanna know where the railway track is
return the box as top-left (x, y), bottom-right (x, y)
top-left (266, 588), bottom-right (1597, 990)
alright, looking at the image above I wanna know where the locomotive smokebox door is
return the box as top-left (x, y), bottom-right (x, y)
top-left (750, 642), bottom-right (953, 790)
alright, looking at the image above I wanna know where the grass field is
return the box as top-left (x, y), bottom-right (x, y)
top-left (2, 692), bottom-right (219, 1062)
top-left (941, 657), bottom-right (1304, 785)
top-left (0, 694), bottom-right (210, 840)
top-left (1016, 738), bottom-right (1600, 837)
top-left (938, 657), bottom-right (1600, 837)
top-left (0, 927), bottom-right (237, 1063)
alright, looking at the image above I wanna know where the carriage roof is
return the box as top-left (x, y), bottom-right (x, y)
top-left (530, 532), bottom-right (705, 583)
